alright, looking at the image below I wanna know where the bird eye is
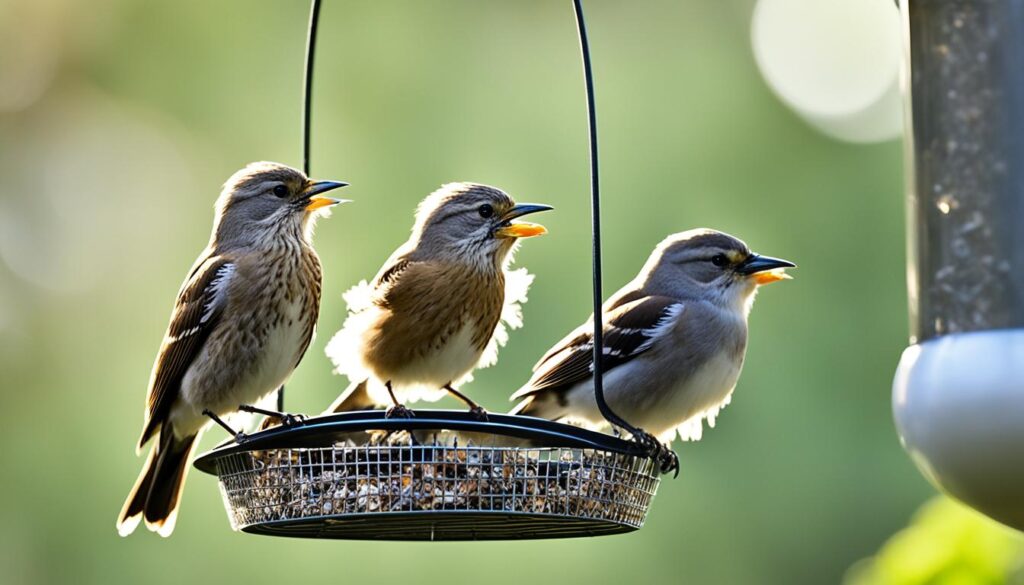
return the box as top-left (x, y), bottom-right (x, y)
top-left (478, 204), bottom-right (494, 218)
top-left (272, 184), bottom-right (289, 198)
top-left (711, 254), bottom-right (729, 267)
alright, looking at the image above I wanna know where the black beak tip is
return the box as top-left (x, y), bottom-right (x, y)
top-left (502, 203), bottom-right (554, 221)
top-left (518, 203), bottom-right (554, 213)
top-left (304, 180), bottom-right (350, 197)
top-left (740, 254), bottom-right (796, 274)
top-left (778, 258), bottom-right (797, 269)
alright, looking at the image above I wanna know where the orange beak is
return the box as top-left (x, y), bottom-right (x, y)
top-left (753, 269), bottom-right (793, 285)
top-left (494, 222), bottom-right (548, 238)
top-left (738, 253), bottom-right (796, 285)
top-left (493, 203), bottom-right (553, 239)
top-left (301, 180), bottom-right (350, 212)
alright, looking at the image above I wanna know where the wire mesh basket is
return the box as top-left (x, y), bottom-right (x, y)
top-left (194, 410), bottom-right (661, 540)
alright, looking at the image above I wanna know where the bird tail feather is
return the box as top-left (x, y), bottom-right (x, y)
top-left (117, 427), bottom-right (197, 537)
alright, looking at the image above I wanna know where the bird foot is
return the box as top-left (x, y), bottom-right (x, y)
top-left (631, 429), bottom-right (680, 478)
top-left (385, 404), bottom-right (415, 418)
top-left (239, 404), bottom-right (307, 428)
top-left (468, 405), bottom-right (489, 421)
top-left (658, 448), bottom-right (680, 478)
top-left (279, 412), bottom-right (307, 427)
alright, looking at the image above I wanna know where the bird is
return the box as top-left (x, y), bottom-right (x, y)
top-left (509, 229), bottom-right (794, 469)
top-left (116, 161), bottom-right (348, 537)
top-left (325, 182), bottom-right (551, 418)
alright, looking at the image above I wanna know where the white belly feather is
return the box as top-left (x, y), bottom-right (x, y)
top-left (560, 349), bottom-right (743, 443)
top-left (240, 298), bottom-right (310, 404)
top-left (326, 268), bottom-right (535, 407)
top-left (657, 350), bottom-right (742, 442)
top-left (175, 298), bottom-right (309, 434)
top-left (369, 324), bottom-right (482, 405)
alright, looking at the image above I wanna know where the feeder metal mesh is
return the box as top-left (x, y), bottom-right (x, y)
top-left (196, 412), bottom-right (662, 540)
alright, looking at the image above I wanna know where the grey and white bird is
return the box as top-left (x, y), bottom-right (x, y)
top-left (509, 229), bottom-right (793, 454)
top-left (116, 162), bottom-right (348, 537)
top-left (325, 182), bottom-right (551, 417)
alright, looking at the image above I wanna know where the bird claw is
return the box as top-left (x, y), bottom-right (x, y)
top-left (279, 412), bottom-right (307, 427)
top-left (468, 406), bottom-right (489, 421)
top-left (630, 429), bottom-right (658, 453)
top-left (385, 404), bottom-right (415, 418)
top-left (659, 448), bottom-right (680, 477)
top-left (239, 404), bottom-right (307, 428)
top-left (631, 429), bottom-right (680, 477)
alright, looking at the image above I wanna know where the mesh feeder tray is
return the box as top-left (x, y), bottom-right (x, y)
top-left (193, 410), bottom-right (661, 540)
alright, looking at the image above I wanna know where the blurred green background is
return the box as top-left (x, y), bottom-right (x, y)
top-left (1, 0), bottom-right (1020, 583)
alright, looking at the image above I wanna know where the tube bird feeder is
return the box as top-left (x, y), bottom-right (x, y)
top-left (893, 0), bottom-right (1024, 531)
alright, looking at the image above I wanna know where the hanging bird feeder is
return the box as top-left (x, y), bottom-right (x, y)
top-left (194, 411), bottom-right (659, 540)
top-left (193, 0), bottom-right (668, 540)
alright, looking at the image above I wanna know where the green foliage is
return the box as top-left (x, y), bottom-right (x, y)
top-left (846, 498), bottom-right (1024, 585)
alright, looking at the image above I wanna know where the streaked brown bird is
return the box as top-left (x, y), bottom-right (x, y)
top-left (116, 162), bottom-right (348, 537)
top-left (325, 182), bottom-right (551, 418)
top-left (510, 229), bottom-right (793, 467)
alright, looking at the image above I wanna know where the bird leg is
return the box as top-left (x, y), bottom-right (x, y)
top-left (384, 381), bottom-right (415, 418)
top-left (630, 428), bottom-right (679, 478)
top-left (203, 409), bottom-right (247, 444)
top-left (443, 384), bottom-right (488, 420)
top-left (238, 404), bottom-right (307, 428)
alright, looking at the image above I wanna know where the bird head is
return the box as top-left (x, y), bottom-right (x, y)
top-left (213, 162), bottom-right (349, 246)
top-left (410, 182), bottom-right (552, 268)
top-left (640, 228), bottom-right (795, 315)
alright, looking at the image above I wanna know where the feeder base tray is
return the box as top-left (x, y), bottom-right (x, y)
top-left (195, 410), bottom-right (662, 541)
top-left (243, 511), bottom-right (637, 541)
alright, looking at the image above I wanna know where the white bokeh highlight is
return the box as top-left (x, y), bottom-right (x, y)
top-left (752, 0), bottom-right (902, 143)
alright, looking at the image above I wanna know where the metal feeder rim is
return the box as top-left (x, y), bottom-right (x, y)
top-left (236, 511), bottom-right (640, 541)
top-left (193, 409), bottom-right (645, 475)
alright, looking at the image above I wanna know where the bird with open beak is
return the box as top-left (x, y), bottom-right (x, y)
top-left (116, 162), bottom-right (348, 536)
top-left (325, 182), bottom-right (551, 418)
top-left (510, 229), bottom-right (794, 473)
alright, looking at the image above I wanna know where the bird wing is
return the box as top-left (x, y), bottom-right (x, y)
top-left (529, 287), bottom-right (646, 369)
top-left (510, 295), bottom-right (685, 400)
top-left (291, 252), bottom-right (322, 370)
top-left (362, 250), bottom-right (416, 312)
top-left (375, 257), bottom-right (411, 288)
top-left (138, 255), bottom-right (236, 449)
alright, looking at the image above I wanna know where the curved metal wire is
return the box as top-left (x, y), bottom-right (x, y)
top-left (302, 0), bottom-right (322, 177)
top-left (279, 0), bottom-right (323, 413)
top-left (572, 0), bottom-right (640, 436)
top-left (283, 0), bottom-right (641, 437)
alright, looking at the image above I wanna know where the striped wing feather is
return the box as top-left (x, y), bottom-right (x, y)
top-left (512, 294), bottom-right (683, 400)
top-left (138, 255), bottom-right (234, 448)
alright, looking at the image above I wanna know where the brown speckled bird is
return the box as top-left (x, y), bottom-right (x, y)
top-left (116, 162), bottom-right (348, 537)
top-left (325, 183), bottom-right (551, 418)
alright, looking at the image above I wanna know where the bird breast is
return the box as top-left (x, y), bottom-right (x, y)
top-left (657, 349), bottom-right (743, 434)
top-left (245, 249), bottom-right (320, 394)
top-left (389, 323), bottom-right (486, 389)
top-left (361, 265), bottom-right (505, 395)
top-left (178, 248), bottom-right (319, 428)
